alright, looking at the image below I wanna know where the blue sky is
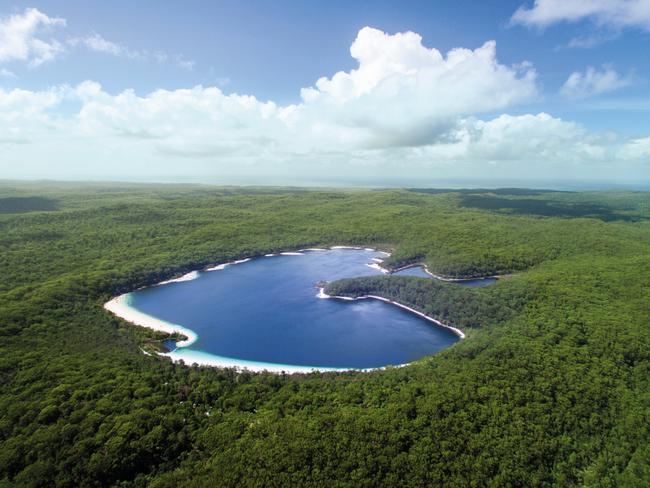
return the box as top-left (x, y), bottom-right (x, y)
top-left (1, 1), bottom-right (650, 185)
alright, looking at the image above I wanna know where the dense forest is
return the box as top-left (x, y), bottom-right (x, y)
top-left (1, 181), bottom-right (649, 486)
top-left (324, 275), bottom-right (532, 332)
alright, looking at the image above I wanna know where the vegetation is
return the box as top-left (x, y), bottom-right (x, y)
top-left (325, 275), bottom-right (531, 332)
top-left (1, 181), bottom-right (649, 486)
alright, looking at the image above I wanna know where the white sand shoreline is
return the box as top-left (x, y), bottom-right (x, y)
top-left (102, 246), bottom-right (479, 373)
top-left (104, 294), bottom-right (199, 347)
top-left (157, 270), bottom-right (200, 285)
top-left (206, 258), bottom-right (251, 271)
top-left (366, 262), bottom-right (390, 273)
top-left (383, 262), bottom-right (501, 282)
top-left (104, 293), bottom-right (355, 373)
top-left (317, 288), bottom-right (466, 339)
top-left (161, 349), bottom-right (361, 373)
top-left (103, 246), bottom-right (398, 374)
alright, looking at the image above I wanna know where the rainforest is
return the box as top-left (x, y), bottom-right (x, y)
top-left (1, 181), bottom-right (649, 487)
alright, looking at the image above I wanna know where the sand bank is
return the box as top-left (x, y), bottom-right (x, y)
top-left (104, 294), bottom-right (198, 347)
top-left (157, 270), bottom-right (200, 285)
top-left (161, 348), bottom-right (354, 373)
top-left (106, 294), bottom-right (357, 373)
top-left (317, 288), bottom-right (465, 339)
top-left (206, 258), bottom-right (251, 271)
top-left (366, 262), bottom-right (390, 273)
top-left (104, 246), bottom-right (426, 373)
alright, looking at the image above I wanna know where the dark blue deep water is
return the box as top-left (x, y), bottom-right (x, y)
top-left (128, 249), bottom-right (461, 370)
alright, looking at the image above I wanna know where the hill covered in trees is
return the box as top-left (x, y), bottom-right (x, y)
top-left (1, 181), bottom-right (649, 486)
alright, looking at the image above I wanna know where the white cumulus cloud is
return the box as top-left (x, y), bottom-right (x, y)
top-left (399, 113), bottom-right (609, 168)
top-left (619, 136), bottom-right (650, 159)
top-left (293, 27), bottom-right (538, 148)
top-left (0, 27), bottom-right (648, 181)
top-left (63, 27), bottom-right (538, 155)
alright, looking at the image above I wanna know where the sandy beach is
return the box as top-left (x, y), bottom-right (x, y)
top-left (317, 288), bottom-right (466, 339)
top-left (103, 246), bottom-right (456, 373)
top-left (157, 270), bottom-right (200, 285)
top-left (206, 258), bottom-right (251, 271)
top-left (161, 348), bottom-right (355, 373)
top-left (105, 292), bottom-right (358, 373)
top-left (104, 294), bottom-right (199, 347)
top-left (366, 262), bottom-right (389, 273)
top-left (390, 263), bottom-right (501, 282)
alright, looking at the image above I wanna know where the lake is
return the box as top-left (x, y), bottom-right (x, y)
top-left (119, 249), bottom-right (469, 372)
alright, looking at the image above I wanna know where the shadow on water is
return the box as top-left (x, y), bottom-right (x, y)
top-left (0, 197), bottom-right (59, 214)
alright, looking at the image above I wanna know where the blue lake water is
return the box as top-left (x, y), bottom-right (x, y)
top-left (127, 249), bottom-right (463, 370)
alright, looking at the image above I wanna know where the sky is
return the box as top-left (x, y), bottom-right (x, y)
top-left (1, 0), bottom-right (650, 187)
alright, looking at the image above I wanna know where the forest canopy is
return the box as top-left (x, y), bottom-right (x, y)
top-left (1, 181), bottom-right (649, 487)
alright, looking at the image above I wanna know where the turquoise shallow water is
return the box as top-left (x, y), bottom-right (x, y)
top-left (128, 249), bottom-right (460, 369)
